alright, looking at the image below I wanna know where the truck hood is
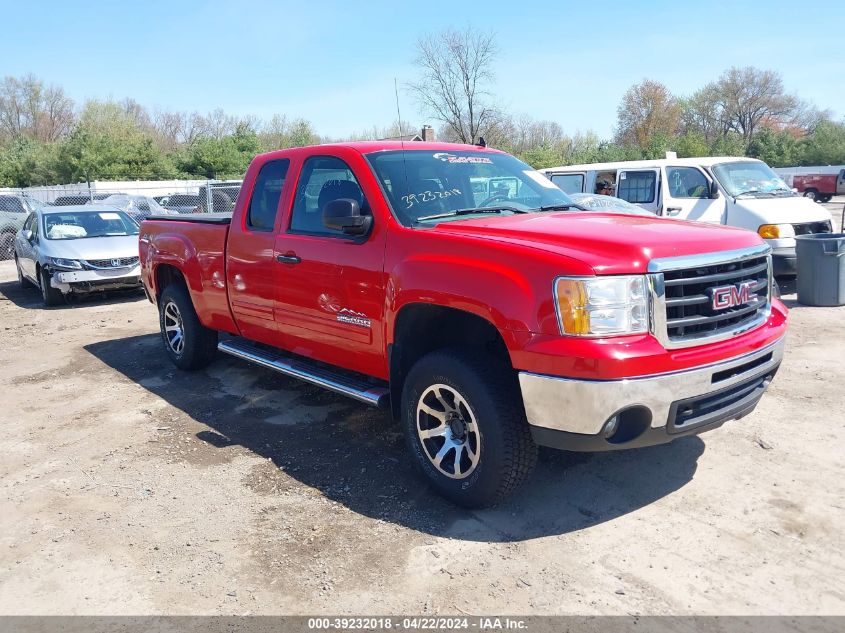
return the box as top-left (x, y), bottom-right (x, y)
top-left (731, 195), bottom-right (832, 226)
top-left (433, 212), bottom-right (764, 274)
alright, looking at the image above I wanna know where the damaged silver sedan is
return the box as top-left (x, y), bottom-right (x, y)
top-left (14, 205), bottom-right (143, 306)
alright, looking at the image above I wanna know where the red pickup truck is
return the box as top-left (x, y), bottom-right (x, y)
top-left (139, 141), bottom-right (787, 507)
top-left (791, 169), bottom-right (845, 203)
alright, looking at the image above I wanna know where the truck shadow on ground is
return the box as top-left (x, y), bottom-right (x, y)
top-left (85, 333), bottom-right (705, 542)
top-left (0, 279), bottom-right (146, 310)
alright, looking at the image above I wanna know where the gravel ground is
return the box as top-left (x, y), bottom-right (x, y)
top-left (0, 200), bottom-right (843, 615)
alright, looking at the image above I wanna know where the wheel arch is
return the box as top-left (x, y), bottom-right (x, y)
top-left (154, 263), bottom-right (188, 302)
top-left (388, 302), bottom-right (516, 420)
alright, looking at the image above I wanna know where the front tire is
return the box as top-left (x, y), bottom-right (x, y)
top-left (39, 267), bottom-right (63, 306)
top-left (159, 284), bottom-right (218, 370)
top-left (401, 348), bottom-right (537, 508)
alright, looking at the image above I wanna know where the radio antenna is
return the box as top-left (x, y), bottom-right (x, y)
top-left (394, 77), bottom-right (405, 144)
top-left (394, 78), bottom-right (411, 207)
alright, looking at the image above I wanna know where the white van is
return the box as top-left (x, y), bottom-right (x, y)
top-left (540, 156), bottom-right (833, 275)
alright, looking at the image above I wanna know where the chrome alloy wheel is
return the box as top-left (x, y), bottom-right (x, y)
top-left (163, 301), bottom-right (185, 356)
top-left (416, 384), bottom-right (481, 479)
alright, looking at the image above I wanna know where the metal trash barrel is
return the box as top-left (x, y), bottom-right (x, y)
top-left (795, 233), bottom-right (845, 306)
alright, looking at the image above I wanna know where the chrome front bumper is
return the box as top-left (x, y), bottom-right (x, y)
top-left (518, 337), bottom-right (785, 450)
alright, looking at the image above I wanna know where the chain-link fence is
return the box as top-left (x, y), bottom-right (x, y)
top-left (0, 179), bottom-right (243, 259)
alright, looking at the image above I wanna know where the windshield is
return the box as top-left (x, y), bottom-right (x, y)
top-left (43, 210), bottom-right (140, 240)
top-left (164, 194), bottom-right (200, 207)
top-left (0, 196), bottom-right (27, 213)
top-left (365, 150), bottom-right (575, 225)
top-left (97, 195), bottom-right (167, 213)
top-left (711, 161), bottom-right (792, 197)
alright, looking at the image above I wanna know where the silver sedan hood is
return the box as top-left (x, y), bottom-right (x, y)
top-left (40, 235), bottom-right (139, 261)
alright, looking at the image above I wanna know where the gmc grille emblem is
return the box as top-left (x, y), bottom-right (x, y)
top-left (710, 281), bottom-right (757, 311)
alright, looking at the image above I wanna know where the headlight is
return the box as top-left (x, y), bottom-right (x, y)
top-left (758, 224), bottom-right (795, 239)
top-left (555, 275), bottom-right (649, 336)
top-left (46, 257), bottom-right (82, 270)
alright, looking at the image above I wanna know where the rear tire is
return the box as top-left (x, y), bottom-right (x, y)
top-left (818, 195), bottom-right (832, 203)
top-left (159, 284), bottom-right (218, 370)
top-left (39, 267), bottom-right (63, 306)
top-left (401, 348), bottom-right (537, 508)
top-left (803, 189), bottom-right (818, 201)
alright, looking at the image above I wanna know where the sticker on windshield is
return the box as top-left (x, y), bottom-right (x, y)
top-left (402, 188), bottom-right (461, 208)
top-left (433, 152), bottom-right (492, 165)
top-left (98, 212), bottom-right (121, 220)
top-left (523, 170), bottom-right (559, 189)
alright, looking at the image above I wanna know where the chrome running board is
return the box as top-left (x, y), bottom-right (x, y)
top-left (218, 338), bottom-right (389, 408)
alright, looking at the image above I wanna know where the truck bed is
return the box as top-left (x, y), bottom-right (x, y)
top-left (139, 215), bottom-right (236, 332)
top-left (146, 212), bottom-right (232, 225)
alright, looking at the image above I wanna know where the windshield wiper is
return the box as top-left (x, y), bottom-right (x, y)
top-left (415, 206), bottom-right (528, 222)
top-left (733, 189), bottom-right (761, 197)
top-left (536, 203), bottom-right (587, 212)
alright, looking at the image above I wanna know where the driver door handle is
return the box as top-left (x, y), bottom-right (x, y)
top-left (276, 254), bottom-right (301, 265)
top-left (666, 207), bottom-right (682, 216)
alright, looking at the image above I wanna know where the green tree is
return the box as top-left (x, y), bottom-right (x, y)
top-left (520, 144), bottom-right (564, 170)
top-left (799, 120), bottom-right (845, 165)
top-left (178, 124), bottom-right (260, 178)
top-left (746, 127), bottom-right (800, 167)
top-left (0, 137), bottom-right (59, 186)
top-left (286, 119), bottom-right (320, 148)
top-left (709, 132), bottom-right (747, 157)
top-left (56, 100), bottom-right (174, 182)
top-left (673, 130), bottom-right (710, 158)
top-left (642, 132), bottom-right (671, 160)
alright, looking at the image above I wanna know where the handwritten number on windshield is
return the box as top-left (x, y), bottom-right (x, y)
top-left (403, 188), bottom-right (462, 209)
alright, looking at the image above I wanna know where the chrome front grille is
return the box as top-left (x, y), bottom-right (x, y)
top-left (648, 245), bottom-right (772, 349)
top-left (84, 256), bottom-right (140, 269)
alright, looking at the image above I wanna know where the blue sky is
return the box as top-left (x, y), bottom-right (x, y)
top-left (2, 0), bottom-right (842, 139)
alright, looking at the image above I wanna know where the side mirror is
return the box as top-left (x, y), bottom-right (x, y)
top-left (709, 180), bottom-right (720, 199)
top-left (22, 229), bottom-right (33, 242)
top-left (323, 198), bottom-right (372, 236)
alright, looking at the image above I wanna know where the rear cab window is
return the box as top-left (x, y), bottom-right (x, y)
top-left (247, 159), bottom-right (290, 231)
